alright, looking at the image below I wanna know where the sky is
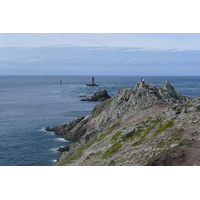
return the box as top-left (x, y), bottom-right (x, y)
top-left (1, 33), bottom-right (200, 51)
top-left (0, 33), bottom-right (200, 76)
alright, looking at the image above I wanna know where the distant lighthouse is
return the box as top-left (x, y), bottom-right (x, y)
top-left (86, 77), bottom-right (99, 86)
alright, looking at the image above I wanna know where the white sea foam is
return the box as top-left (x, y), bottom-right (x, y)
top-left (50, 148), bottom-right (59, 152)
top-left (39, 127), bottom-right (47, 132)
top-left (39, 128), bottom-right (54, 135)
top-left (50, 90), bottom-right (62, 93)
top-left (51, 159), bottom-right (57, 163)
top-left (55, 138), bottom-right (67, 142)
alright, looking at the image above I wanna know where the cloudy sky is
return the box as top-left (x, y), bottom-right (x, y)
top-left (1, 33), bottom-right (200, 51)
top-left (0, 33), bottom-right (200, 76)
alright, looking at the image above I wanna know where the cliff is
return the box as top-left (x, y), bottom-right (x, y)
top-left (48, 81), bottom-right (200, 166)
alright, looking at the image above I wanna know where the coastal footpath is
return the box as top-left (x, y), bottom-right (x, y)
top-left (48, 81), bottom-right (200, 166)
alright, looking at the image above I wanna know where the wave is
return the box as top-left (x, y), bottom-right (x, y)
top-left (50, 90), bottom-right (62, 93)
top-left (55, 138), bottom-right (67, 142)
top-left (50, 148), bottom-right (59, 152)
top-left (38, 128), bottom-right (54, 135)
top-left (39, 127), bottom-right (47, 132)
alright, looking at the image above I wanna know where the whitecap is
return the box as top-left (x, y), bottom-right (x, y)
top-left (50, 90), bottom-right (62, 93)
top-left (51, 159), bottom-right (57, 163)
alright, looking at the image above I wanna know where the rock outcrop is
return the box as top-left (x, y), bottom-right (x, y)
top-left (48, 81), bottom-right (200, 166)
top-left (81, 89), bottom-right (111, 102)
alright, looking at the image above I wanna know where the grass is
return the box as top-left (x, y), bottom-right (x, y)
top-left (97, 132), bottom-right (107, 142)
top-left (178, 139), bottom-right (188, 146)
top-left (129, 129), bottom-right (143, 141)
top-left (131, 117), bottom-right (163, 146)
top-left (108, 160), bottom-right (116, 166)
top-left (132, 140), bottom-right (142, 146)
top-left (190, 131), bottom-right (199, 136)
top-left (109, 122), bottom-right (120, 130)
top-left (140, 117), bottom-right (163, 140)
top-left (95, 151), bottom-right (102, 156)
top-left (111, 131), bottom-right (122, 141)
top-left (185, 104), bottom-right (193, 109)
top-left (155, 120), bottom-right (174, 135)
top-left (102, 140), bottom-right (122, 158)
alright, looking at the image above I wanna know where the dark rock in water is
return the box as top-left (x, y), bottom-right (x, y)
top-left (57, 145), bottom-right (70, 152)
top-left (86, 77), bottom-right (99, 86)
top-left (78, 95), bottom-right (87, 97)
top-left (45, 127), bottom-right (51, 131)
top-left (86, 83), bottom-right (99, 86)
top-left (81, 89), bottom-right (111, 102)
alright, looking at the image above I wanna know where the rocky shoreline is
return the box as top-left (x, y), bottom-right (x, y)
top-left (47, 81), bottom-right (200, 166)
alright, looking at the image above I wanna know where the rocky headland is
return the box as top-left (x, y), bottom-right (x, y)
top-left (48, 81), bottom-right (200, 166)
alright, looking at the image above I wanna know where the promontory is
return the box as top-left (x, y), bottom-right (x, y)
top-left (48, 81), bottom-right (200, 166)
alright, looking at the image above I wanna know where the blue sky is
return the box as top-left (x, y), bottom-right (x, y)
top-left (0, 33), bottom-right (200, 76)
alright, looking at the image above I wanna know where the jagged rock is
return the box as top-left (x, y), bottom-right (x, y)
top-left (81, 89), bottom-right (111, 102)
top-left (47, 116), bottom-right (88, 141)
top-left (159, 81), bottom-right (189, 105)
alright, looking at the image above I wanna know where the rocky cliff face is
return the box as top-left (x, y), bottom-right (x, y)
top-left (48, 81), bottom-right (200, 166)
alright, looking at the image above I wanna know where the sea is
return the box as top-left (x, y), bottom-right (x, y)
top-left (0, 75), bottom-right (200, 166)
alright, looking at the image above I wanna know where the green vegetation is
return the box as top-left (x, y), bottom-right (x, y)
top-left (111, 131), bottom-right (122, 141)
top-left (104, 98), bottom-right (113, 106)
top-left (156, 129), bottom-right (184, 148)
top-left (131, 117), bottom-right (163, 146)
top-left (95, 151), bottom-right (102, 156)
top-left (171, 129), bottom-right (184, 141)
top-left (109, 122), bottom-right (120, 130)
top-left (130, 129), bottom-right (143, 141)
top-left (185, 104), bottom-right (193, 109)
top-left (108, 160), bottom-right (116, 166)
top-left (142, 118), bottom-right (162, 139)
top-left (102, 140), bottom-right (122, 158)
top-left (155, 120), bottom-right (174, 135)
top-left (132, 140), bottom-right (142, 146)
top-left (190, 131), bottom-right (199, 136)
top-left (97, 132), bottom-right (107, 142)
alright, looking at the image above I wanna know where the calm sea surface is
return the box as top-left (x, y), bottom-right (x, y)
top-left (0, 75), bottom-right (200, 166)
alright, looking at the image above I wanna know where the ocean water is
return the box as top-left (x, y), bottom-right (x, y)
top-left (0, 75), bottom-right (200, 166)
